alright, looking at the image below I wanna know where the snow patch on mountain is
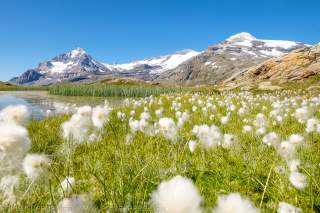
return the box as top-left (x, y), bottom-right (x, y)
top-left (49, 61), bottom-right (76, 73)
top-left (104, 49), bottom-right (199, 74)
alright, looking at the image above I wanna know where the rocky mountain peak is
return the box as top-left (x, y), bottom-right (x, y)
top-left (226, 32), bottom-right (256, 42)
top-left (69, 47), bottom-right (86, 58)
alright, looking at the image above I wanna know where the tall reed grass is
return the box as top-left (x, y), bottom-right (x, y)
top-left (49, 84), bottom-right (183, 97)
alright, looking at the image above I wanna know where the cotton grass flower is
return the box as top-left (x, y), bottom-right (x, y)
top-left (91, 105), bottom-right (111, 129)
top-left (222, 134), bottom-right (236, 149)
top-left (288, 134), bottom-right (304, 145)
top-left (188, 140), bottom-right (197, 153)
top-left (256, 127), bottom-right (266, 136)
top-left (0, 122), bottom-right (30, 171)
top-left (221, 115), bottom-right (230, 125)
top-left (0, 105), bottom-right (31, 126)
top-left (60, 177), bottom-right (75, 195)
top-left (155, 108), bottom-right (163, 117)
top-left (294, 107), bottom-right (310, 123)
top-left (140, 111), bottom-right (150, 120)
top-left (0, 175), bottom-right (19, 206)
top-left (57, 194), bottom-right (94, 213)
top-left (262, 132), bottom-right (279, 146)
top-left (76, 106), bottom-right (92, 117)
top-left (213, 192), bottom-right (259, 213)
top-left (289, 172), bottom-right (307, 190)
top-left (117, 111), bottom-right (126, 121)
top-left (305, 118), bottom-right (319, 133)
top-left (254, 113), bottom-right (267, 128)
top-left (150, 175), bottom-right (203, 213)
top-left (22, 154), bottom-right (51, 181)
top-left (277, 202), bottom-right (301, 213)
top-left (192, 124), bottom-right (222, 149)
top-left (278, 141), bottom-right (296, 159)
top-left (288, 159), bottom-right (300, 172)
top-left (177, 112), bottom-right (189, 128)
top-left (243, 125), bottom-right (252, 133)
top-left (158, 117), bottom-right (178, 142)
top-left (61, 111), bottom-right (92, 143)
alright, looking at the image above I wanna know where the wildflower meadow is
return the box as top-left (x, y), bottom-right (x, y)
top-left (0, 89), bottom-right (319, 212)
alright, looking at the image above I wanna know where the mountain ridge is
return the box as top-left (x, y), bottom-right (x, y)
top-left (10, 32), bottom-right (311, 85)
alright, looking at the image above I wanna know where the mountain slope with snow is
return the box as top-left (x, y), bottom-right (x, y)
top-left (104, 49), bottom-right (199, 74)
top-left (10, 48), bottom-right (112, 85)
top-left (156, 32), bottom-right (307, 85)
top-left (10, 33), bottom-right (309, 85)
top-left (10, 48), bottom-right (199, 85)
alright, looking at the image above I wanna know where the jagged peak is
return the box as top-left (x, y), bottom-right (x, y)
top-left (69, 47), bottom-right (87, 58)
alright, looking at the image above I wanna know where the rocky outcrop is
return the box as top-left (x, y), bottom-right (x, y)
top-left (229, 44), bottom-right (320, 83)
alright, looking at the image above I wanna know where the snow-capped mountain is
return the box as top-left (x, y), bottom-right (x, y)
top-left (10, 32), bottom-right (308, 85)
top-left (10, 48), bottom-right (199, 85)
top-left (10, 48), bottom-right (111, 85)
top-left (223, 32), bottom-right (306, 57)
top-left (104, 49), bottom-right (200, 74)
top-left (156, 32), bottom-right (307, 85)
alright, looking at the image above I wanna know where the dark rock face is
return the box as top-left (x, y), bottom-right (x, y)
top-left (10, 69), bottom-right (43, 85)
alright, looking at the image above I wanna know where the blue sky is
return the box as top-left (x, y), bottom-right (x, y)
top-left (0, 0), bottom-right (319, 81)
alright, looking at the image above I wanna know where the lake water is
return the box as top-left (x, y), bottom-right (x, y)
top-left (0, 91), bottom-right (124, 119)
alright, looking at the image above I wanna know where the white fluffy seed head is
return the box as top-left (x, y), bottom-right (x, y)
top-left (222, 134), bottom-right (236, 149)
top-left (76, 106), bottom-right (92, 117)
top-left (254, 113), bottom-right (267, 128)
top-left (288, 134), bottom-right (304, 145)
top-left (294, 107), bottom-right (310, 123)
top-left (277, 202), bottom-right (301, 213)
top-left (243, 125), bottom-right (252, 133)
top-left (0, 175), bottom-right (19, 206)
top-left (188, 140), bottom-right (197, 153)
top-left (305, 118), bottom-right (319, 133)
top-left (150, 175), bottom-right (202, 213)
top-left (221, 115), bottom-right (229, 124)
top-left (60, 177), bottom-right (75, 195)
top-left (289, 172), bottom-right (307, 190)
top-left (129, 119), bottom-right (140, 133)
top-left (256, 127), bottom-right (266, 136)
top-left (140, 112), bottom-right (150, 121)
top-left (92, 105), bottom-right (111, 129)
top-left (57, 194), bottom-right (93, 213)
top-left (213, 192), bottom-right (259, 213)
top-left (0, 105), bottom-right (31, 126)
top-left (278, 141), bottom-right (296, 159)
top-left (262, 132), bottom-right (279, 146)
top-left (22, 154), bottom-right (51, 181)
top-left (62, 112), bottom-right (92, 143)
top-left (0, 122), bottom-right (30, 171)
top-left (288, 160), bottom-right (300, 172)
top-left (192, 124), bottom-right (221, 149)
top-left (158, 117), bottom-right (178, 142)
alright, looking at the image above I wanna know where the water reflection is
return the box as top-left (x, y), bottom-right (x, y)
top-left (0, 91), bottom-right (123, 119)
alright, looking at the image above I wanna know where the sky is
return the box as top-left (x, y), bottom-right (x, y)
top-left (0, 0), bottom-right (319, 81)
